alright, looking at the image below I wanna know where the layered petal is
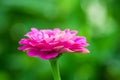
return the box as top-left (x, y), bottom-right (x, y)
top-left (18, 28), bottom-right (89, 60)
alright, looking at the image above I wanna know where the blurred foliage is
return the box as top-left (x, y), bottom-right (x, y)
top-left (0, 0), bottom-right (120, 80)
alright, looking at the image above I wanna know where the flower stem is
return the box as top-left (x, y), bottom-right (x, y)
top-left (49, 58), bottom-right (61, 80)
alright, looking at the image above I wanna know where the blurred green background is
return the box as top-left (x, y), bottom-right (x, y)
top-left (0, 0), bottom-right (120, 80)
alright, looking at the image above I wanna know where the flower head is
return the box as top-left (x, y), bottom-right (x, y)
top-left (18, 28), bottom-right (89, 60)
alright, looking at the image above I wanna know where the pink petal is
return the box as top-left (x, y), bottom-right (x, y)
top-left (60, 48), bottom-right (74, 53)
top-left (38, 51), bottom-right (58, 60)
top-left (71, 30), bottom-right (77, 35)
top-left (72, 48), bottom-right (90, 54)
top-left (18, 46), bottom-right (29, 51)
top-left (27, 49), bottom-right (38, 56)
top-left (31, 28), bottom-right (38, 32)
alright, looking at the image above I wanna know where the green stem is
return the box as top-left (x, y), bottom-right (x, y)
top-left (49, 58), bottom-right (61, 80)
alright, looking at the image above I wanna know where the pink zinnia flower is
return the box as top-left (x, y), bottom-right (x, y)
top-left (18, 28), bottom-right (89, 60)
